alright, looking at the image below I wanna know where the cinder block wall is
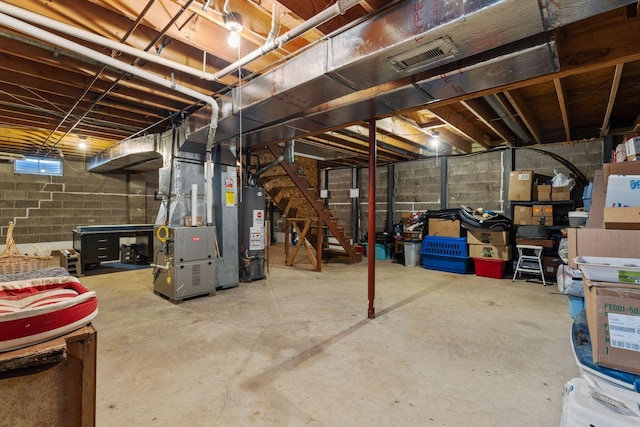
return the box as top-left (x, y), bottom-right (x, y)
top-left (395, 159), bottom-right (442, 215)
top-left (325, 141), bottom-right (603, 238)
top-left (360, 166), bottom-right (389, 238)
top-left (0, 160), bottom-right (160, 245)
top-left (448, 151), bottom-right (505, 212)
top-left (515, 141), bottom-right (603, 183)
top-left (326, 168), bottom-right (353, 238)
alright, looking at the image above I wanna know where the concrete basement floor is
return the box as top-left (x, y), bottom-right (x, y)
top-left (80, 244), bottom-right (580, 426)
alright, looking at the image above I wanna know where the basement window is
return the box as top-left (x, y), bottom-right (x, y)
top-left (14, 156), bottom-right (62, 176)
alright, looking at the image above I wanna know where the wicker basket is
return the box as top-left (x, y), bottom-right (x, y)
top-left (0, 222), bottom-right (52, 274)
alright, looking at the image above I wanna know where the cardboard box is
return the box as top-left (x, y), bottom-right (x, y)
top-left (542, 256), bottom-right (562, 277)
top-left (513, 206), bottom-right (533, 225)
top-left (508, 170), bottom-right (534, 201)
top-left (532, 205), bottom-right (553, 217)
top-left (605, 175), bottom-right (640, 208)
top-left (604, 207), bottom-right (640, 230)
top-left (535, 185), bottom-right (552, 201)
top-left (615, 142), bottom-right (627, 162)
top-left (428, 219), bottom-right (462, 238)
top-left (467, 230), bottom-right (509, 246)
top-left (515, 238), bottom-right (555, 249)
top-left (587, 170), bottom-right (605, 228)
top-left (531, 215), bottom-right (553, 226)
top-left (566, 227), bottom-right (640, 268)
top-left (603, 162), bottom-right (640, 187)
top-left (551, 186), bottom-right (571, 201)
top-left (584, 280), bottom-right (640, 375)
top-left (626, 137), bottom-right (640, 161)
top-left (468, 244), bottom-right (512, 260)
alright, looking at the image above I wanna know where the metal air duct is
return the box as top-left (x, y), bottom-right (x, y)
top-left (215, 0), bottom-right (635, 148)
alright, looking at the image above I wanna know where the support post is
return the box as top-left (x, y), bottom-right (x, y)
top-left (352, 167), bottom-right (360, 243)
top-left (387, 163), bottom-right (395, 233)
top-left (440, 156), bottom-right (448, 209)
top-left (367, 120), bottom-right (376, 319)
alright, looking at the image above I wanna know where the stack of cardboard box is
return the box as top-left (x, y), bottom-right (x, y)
top-left (532, 204), bottom-right (553, 226)
top-left (567, 154), bottom-right (640, 376)
top-left (467, 230), bottom-right (511, 278)
top-left (580, 266), bottom-right (640, 376)
top-left (613, 136), bottom-right (640, 162)
top-left (508, 170), bottom-right (571, 204)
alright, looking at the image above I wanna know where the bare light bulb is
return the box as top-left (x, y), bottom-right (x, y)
top-left (228, 31), bottom-right (240, 48)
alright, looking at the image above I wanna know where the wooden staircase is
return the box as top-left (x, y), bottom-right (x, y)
top-left (261, 145), bottom-right (362, 265)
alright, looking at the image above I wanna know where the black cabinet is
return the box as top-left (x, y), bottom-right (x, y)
top-left (72, 225), bottom-right (154, 273)
top-left (82, 233), bottom-right (120, 263)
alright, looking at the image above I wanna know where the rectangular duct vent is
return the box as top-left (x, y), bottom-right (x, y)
top-left (388, 36), bottom-right (459, 72)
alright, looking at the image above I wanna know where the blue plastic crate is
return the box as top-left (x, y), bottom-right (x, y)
top-left (421, 236), bottom-right (469, 258)
top-left (422, 254), bottom-right (474, 274)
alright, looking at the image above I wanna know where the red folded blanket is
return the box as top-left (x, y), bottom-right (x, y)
top-left (0, 276), bottom-right (98, 352)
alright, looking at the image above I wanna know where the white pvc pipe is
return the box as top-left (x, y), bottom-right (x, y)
top-left (191, 183), bottom-right (198, 226)
top-left (0, 11), bottom-right (218, 128)
top-left (213, 0), bottom-right (361, 80)
top-left (205, 155), bottom-right (214, 225)
top-left (0, 1), bottom-right (217, 80)
top-left (0, 0), bottom-right (361, 82)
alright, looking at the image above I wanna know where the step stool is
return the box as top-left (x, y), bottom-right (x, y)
top-left (512, 245), bottom-right (545, 286)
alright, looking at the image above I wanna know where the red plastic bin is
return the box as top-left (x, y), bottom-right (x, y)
top-left (473, 258), bottom-right (506, 279)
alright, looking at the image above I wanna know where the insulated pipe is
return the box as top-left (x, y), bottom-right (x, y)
top-left (0, 9), bottom-right (220, 219)
top-left (0, 0), bottom-right (361, 82)
top-left (0, 1), bottom-right (214, 81)
top-left (213, 0), bottom-right (361, 81)
top-left (0, 11), bottom-right (219, 133)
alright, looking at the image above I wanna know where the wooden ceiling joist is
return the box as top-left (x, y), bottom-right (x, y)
top-left (427, 105), bottom-right (490, 150)
top-left (599, 63), bottom-right (624, 137)
top-left (553, 78), bottom-right (571, 142)
top-left (460, 99), bottom-right (515, 147)
top-left (503, 89), bottom-right (543, 145)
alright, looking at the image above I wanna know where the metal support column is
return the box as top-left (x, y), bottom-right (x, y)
top-left (505, 147), bottom-right (515, 218)
top-left (367, 120), bottom-right (376, 319)
top-left (352, 167), bottom-right (360, 242)
top-left (439, 157), bottom-right (448, 209)
top-left (387, 163), bottom-right (395, 233)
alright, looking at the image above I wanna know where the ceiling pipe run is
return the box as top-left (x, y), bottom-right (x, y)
top-left (0, 0), bottom-right (362, 83)
top-left (0, 11), bottom-right (218, 129)
top-left (217, 0), bottom-right (635, 150)
top-left (0, 1), bottom-right (218, 81)
top-left (212, 0), bottom-right (361, 81)
top-left (0, 8), bottom-right (219, 221)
